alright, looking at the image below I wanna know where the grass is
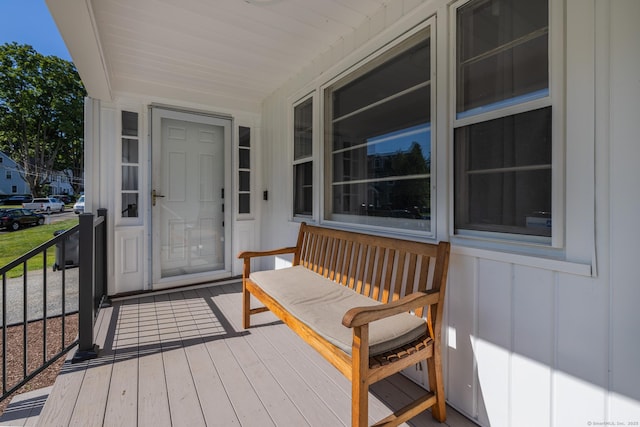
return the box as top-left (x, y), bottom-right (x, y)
top-left (0, 218), bottom-right (79, 278)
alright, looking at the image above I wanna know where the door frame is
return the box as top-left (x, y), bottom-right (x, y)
top-left (150, 106), bottom-right (233, 290)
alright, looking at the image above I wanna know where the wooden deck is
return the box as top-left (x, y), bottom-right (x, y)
top-left (34, 281), bottom-right (476, 427)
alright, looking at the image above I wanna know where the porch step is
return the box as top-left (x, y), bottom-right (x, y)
top-left (0, 386), bottom-right (52, 426)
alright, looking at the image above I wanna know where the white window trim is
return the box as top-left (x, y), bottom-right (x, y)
top-left (290, 91), bottom-right (317, 223)
top-left (116, 108), bottom-right (143, 226)
top-left (318, 18), bottom-right (437, 240)
top-left (448, 0), bottom-right (565, 251)
top-left (236, 124), bottom-right (254, 220)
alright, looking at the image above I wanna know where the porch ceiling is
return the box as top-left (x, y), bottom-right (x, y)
top-left (46, 0), bottom-right (386, 112)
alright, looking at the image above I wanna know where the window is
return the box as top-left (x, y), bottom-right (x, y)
top-left (238, 126), bottom-right (251, 215)
top-left (5, 171), bottom-right (10, 179)
top-left (293, 97), bottom-right (313, 217)
top-left (11, 186), bottom-right (16, 193)
top-left (454, 0), bottom-right (552, 239)
top-left (121, 111), bottom-right (139, 218)
top-left (324, 28), bottom-right (433, 234)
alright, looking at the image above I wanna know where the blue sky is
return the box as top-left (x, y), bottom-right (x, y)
top-left (0, 0), bottom-right (72, 61)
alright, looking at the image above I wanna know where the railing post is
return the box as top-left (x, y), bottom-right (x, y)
top-left (96, 208), bottom-right (110, 308)
top-left (73, 212), bottom-right (99, 362)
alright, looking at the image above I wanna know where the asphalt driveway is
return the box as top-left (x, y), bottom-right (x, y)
top-left (1, 267), bottom-right (78, 326)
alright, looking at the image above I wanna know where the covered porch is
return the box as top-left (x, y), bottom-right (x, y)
top-left (40, 0), bottom-right (640, 425)
top-left (31, 281), bottom-right (474, 426)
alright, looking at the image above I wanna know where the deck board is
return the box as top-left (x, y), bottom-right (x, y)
top-left (103, 301), bottom-right (139, 427)
top-left (38, 281), bottom-right (477, 427)
top-left (137, 352), bottom-right (171, 427)
top-left (206, 285), bottom-right (331, 426)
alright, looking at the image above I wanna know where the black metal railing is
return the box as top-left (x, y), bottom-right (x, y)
top-left (0, 209), bottom-right (107, 402)
top-left (73, 209), bottom-right (108, 362)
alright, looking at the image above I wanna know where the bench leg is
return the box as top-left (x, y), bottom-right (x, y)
top-left (426, 349), bottom-right (446, 422)
top-left (353, 378), bottom-right (368, 427)
top-left (352, 325), bottom-right (369, 427)
top-left (242, 281), bottom-right (251, 329)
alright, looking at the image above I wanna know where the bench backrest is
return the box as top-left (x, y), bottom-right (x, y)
top-left (292, 223), bottom-right (450, 321)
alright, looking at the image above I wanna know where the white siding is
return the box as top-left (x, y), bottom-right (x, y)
top-left (608, 0), bottom-right (640, 421)
top-left (259, 1), bottom-right (640, 426)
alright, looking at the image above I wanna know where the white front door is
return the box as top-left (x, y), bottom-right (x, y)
top-left (151, 108), bottom-right (231, 289)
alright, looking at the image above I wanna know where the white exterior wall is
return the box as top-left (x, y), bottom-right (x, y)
top-left (259, 1), bottom-right (640, 426)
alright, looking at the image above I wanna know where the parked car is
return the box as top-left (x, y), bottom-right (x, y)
top-left (22, 197), bottom-right (65, 213)
top-left (73, 195), bottom-right (85, 214)
top-left (2, 195), bottom-right (33, 205)
top-left (49, 194), bottom-right (74, 204)
top-left (0, 208), bottom-right (45, 231)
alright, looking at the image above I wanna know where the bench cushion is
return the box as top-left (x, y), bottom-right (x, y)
top-left (250, 266), bottom-right (427, 356)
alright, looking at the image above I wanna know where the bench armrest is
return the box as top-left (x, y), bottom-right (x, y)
top-left (237, 247), bottom-right (297, 259)
top-left (342, 291), bottom-right (440, 328)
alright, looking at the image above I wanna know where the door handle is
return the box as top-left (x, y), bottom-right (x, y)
top-left (152, 189), bottom-right (165, 206)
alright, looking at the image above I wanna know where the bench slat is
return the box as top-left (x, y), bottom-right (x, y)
top-left (415, 256), bottom-right (431, 318)
top-left (380, 248), bottom-right (395, 304)
top-left (393, 251), bottom-right (406, 302)
top-left (363, 245), bottom-right (376, 298)
top-left (370, 248), bottom-right (383, 302)
top-left (354, 244), bottom-right (367, 294)
top-left (406, 253), bottom-right (418, 297)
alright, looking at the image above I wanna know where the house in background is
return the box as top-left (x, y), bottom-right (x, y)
top-left (46, 0), bottom-right (640, 425)
top-left (47, 169), bottom-right (77, 196)
top-left (0, 151), bottom-right (30, 196)
top-left (0, 151), bottom-right (78, 198)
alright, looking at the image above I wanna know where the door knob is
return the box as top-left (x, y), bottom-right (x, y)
top-left (152, 189), bottom-right (165, 206)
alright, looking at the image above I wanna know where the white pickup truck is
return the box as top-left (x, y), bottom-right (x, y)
top-left (22, 197), bottom-right (65, 213)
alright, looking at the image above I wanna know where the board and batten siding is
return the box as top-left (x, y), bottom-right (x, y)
top-left (259, 1), bottom-right (640, 426)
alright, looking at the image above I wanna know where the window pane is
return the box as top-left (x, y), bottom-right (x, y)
top-left (239, 148), bottom-right (250, 169)
top-left (332, 86), bottom-right (431, 151)
top-left (122, 111), bottom-right (138, 136)
top-left (239, 171), bottom-right (250, 192)
top-left (332, 124), bottom-right (430, 182)
top-left (239, 194), bottom-right (250, 214)
top-left (331, 179), bottom-right (430, 232)
top-left (239, 126), bottom-right (250, 147)
top-left (455, 107), bottom-right (551, 236)
top-left (293, 162), bottom-right (313, 216)
top-left (333, 39), bottom-right (430, 119)
top-left (457, 0), bottom-right (549, 114)
top-left (122, 138), bottom-right (139, 163)
top-left (467, 107), bottom-right (551, 170)
top-left (122, 166), bottom-right (138, 190)
top-left (294, 98), bottom-right (312, 160)
top-left (122, 193), bottom-right (138, 218)
top-left (325, 30), bottom-right (432, 232)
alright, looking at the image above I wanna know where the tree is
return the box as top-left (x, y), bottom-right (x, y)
top-left (0, 43), bottom-right (86, 196)
top-left (390, 142), bottom-right (431, 214)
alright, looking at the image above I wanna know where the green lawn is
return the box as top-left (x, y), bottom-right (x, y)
top-left (0, 218), bottom-right (79, 278)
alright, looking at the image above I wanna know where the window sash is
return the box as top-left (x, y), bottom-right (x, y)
top-left (455, 0), bottom-right (550, 116)
top-left (238, 126), bottom-right (251, 215)
top-left (453, 0), bottom-right (553, 241)
top-left (324, 28), bottom-right (434, 234)
top-left (293, 96), bottom-right (313, 218)
top-left (120, 111), bottom-right (139, 219)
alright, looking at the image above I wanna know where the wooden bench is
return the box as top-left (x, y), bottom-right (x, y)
top-left (238, 223), bottom-right (450, 427)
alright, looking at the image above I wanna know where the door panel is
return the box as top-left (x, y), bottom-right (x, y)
top-left (151, 108), bottom-right (231, 288)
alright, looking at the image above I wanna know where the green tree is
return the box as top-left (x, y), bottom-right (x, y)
top-left (0, 43), bottom-right (86, 196)
top-left (390, 142), bottom-right (431, 214)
